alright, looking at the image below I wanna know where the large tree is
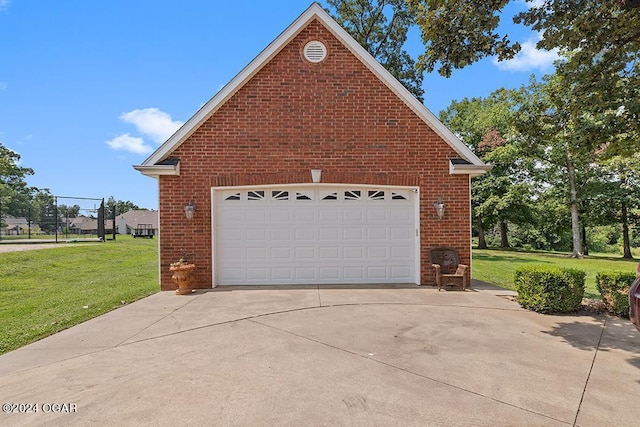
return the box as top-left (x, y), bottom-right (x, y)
top-left (407, 0), bottom-right (518, 77)
top-left (326, 0), bottom-right (424, 101)
top-left (0, 143), bottom-right (35, 228)
top-left (440, 89), bottom-right (535, 249)
top-left (516, 74), bottom-right (605, 257)
top-left (589, 154), bottom-right (640, 258)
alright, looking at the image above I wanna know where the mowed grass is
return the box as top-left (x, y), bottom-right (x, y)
top-left (0, 236), bottom-right (158, 355)
top-left (473, 248), bottom-right (638, 299)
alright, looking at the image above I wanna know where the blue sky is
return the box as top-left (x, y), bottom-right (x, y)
top-left (0, 0), bottom-right (557, 210)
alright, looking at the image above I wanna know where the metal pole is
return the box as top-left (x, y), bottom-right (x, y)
top-left (54, 196), bottom-right (58, 243)
top-left (112, 204), bottom-right (116, 241)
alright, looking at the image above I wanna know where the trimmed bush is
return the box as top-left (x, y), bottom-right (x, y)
top-left (514, 265), bottom-right (586, 314)
top-left (595, 271), bottom-right (636, 317)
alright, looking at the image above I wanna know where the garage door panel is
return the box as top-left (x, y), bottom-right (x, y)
top-left (391, 246), bottom-right (411, 258)
top-left (271, 267), bottom-right (291, 280)
top-left (319, 266), bottom-right (339, 280)
top-left (343, 227), bottom-right (363, 240)
top-left (367, 228), bottom-right (387, 240)
top-left (245, 228), bottom-right (267, 241)
top-left (295, 267), bottom-right (315, 280)
top-left (246, 209), bottom-right (267, 222)
top-left (390, 227), bottom-right (413, 241)
top-left (367, 246), bottom-right (388, 258)
top-left (390, 207), bottom-right (412, 221)
top-left (343, 247), bottom-right (363, 259)
top-left (247, 268), bottom-right (268, 281)
top-left (221, 267), bottom-right (244, 281)
top-left (319, 228), bottom-right (339, 240)
top-left (319, 247), bottom-right (339, 259)
top-left (343, 209), bottom-right (364, 222)
top-left (318, 208), bottom-right (339, 222)
top-left (295, 247), bottom-right (315, 259)
top-left (295, 228), bottom-right (315, 240)
top-left (367, 208), bottom-right (388, 222)
top-left (246, 247), bottom-right (267, 260)
top-left (214, 185), bottom-right (417, 285)
top-left (391, 266), bottom-right (412, 279)
top-left (271, 209), bottom-right (292, 222)
top-left (367, 266), bottom-right (388, 279)
top-left (270, 247), bottom-right (292, 260)
top-left (295, 209), bottom-right (316, 222)
top-left (224, 247), bottom-right (243, 261)
top-left (270, 228), bottom-right (292, 240)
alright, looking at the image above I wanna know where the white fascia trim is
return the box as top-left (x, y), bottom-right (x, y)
top-left (140, 5), bottom-right (326, 167)
top-left (312, 6), bottom-right (486, 167)
top-left (211, 182), bottom-right (419, 191)
top-left (449, 161), bottom-right (492, 177)
top-left (139, 3), bottom-right (486, 169)
top-left (133, 163), bottom-right (180, 178)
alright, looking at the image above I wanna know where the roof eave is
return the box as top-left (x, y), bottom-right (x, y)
top-left (135, 3), bottom-right (488, 170)
top-left (133, 163), bottom-right (180, 178)
top-left (449, 161), bottom-right (492, 177)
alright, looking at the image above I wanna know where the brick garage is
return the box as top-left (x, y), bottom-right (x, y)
top-left (135, 4), bottom-right (488, 291)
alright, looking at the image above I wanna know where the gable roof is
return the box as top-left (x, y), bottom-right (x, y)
top-left (134, 2), bottom-right (489, 177)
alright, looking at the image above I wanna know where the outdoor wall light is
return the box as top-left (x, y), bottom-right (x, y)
top-left (434, 199), bottom-right (445, 219)
top-left (311, 169), bottom-right (322, 183)
top-left (184, 201), bottom-right (196, 220)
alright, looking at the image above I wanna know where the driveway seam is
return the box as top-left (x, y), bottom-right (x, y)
top-left (572, 317), bottom-right (606, 427)
top-left (117, 301), bottom-right (525, 347)
top-left (248, 317), bottom-right (573, 426)
top-left (114, 292), bottom-right (207, 347)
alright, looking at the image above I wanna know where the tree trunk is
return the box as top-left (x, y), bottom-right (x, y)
top-left (499, 218), bottom-right (510, 248)
top-left (567, 152), bottom-right (583, 258)
top-left (477, 215), bottom-right (487, 249)
top-left (622, 202), bottom-right (633, 259)
top-left (581, 225), bottom-right (589, 256)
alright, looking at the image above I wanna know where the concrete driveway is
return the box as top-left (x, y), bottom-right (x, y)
top-left (1, 281), bottom-right (638, 426)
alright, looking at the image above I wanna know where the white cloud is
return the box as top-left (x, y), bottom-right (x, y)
top-left (119, 108), bottom-right (183, 144)
top-left (0, 82), bottom-right (7, 90)
top-left (0, 0), bottom-right (10, 11)
top-left (105, 133), bottom-right (152, 154)
top-left (493, 36), bottom-right (559, 72)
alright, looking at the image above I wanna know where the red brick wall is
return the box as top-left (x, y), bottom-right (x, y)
top-left (157, 19), bottom-right (471, 290)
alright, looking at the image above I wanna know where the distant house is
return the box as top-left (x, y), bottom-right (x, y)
top-left (116, 210), bottom-right (159, 236)
top-left (2, 215), bottom-right (30, 236)
top-left (68, 216), bottom-right (98, 235)
top-left (66, 216), bottom-right (113, 235)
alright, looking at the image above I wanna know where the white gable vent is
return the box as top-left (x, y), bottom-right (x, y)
top-left (303, 40), bottom-right (327, 63)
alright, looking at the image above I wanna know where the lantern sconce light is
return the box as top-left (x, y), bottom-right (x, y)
top-left (184, 200), bottom-right (196, 221)
top-left (434, 199), bottom-right (445, 219)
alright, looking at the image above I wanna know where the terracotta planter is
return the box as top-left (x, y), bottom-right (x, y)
top-left (170, 262), bottom-right (196, 295)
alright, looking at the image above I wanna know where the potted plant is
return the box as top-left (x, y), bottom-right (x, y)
top-left (169, 257), bottom-right (196, 295)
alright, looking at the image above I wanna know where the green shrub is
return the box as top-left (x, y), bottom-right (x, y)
top-left (514, 265), bottom-right (586, 313)
top-left (595, 271), bottom-right (636, 317)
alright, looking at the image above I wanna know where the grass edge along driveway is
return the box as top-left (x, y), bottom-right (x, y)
top-left (473, 248), bottom-right (638, 299)
top-left (1, 242), bottom-right (637, 355)
top-left (0, 237), bottom-right (158, 355)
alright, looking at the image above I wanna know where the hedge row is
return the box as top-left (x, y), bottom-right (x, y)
top-left (514, 265), bottom-right (636, 316)
top-left (514, 265), bottom-right (585, 314)
top-left (595, 271), bottom-right (636, 317)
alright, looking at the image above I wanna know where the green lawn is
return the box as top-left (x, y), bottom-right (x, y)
top-left (473, 248), bottom-right (638, 299)
top-left (2, 240), bottom-right (636, 355)
top-left (0, 236), bottom-right (158, 355)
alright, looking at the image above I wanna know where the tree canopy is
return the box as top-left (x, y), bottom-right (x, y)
top-left (326, 0), bottom-right (424, 101)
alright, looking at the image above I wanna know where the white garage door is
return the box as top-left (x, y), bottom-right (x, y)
top-left (213, 185), bottom-right (418, 285)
